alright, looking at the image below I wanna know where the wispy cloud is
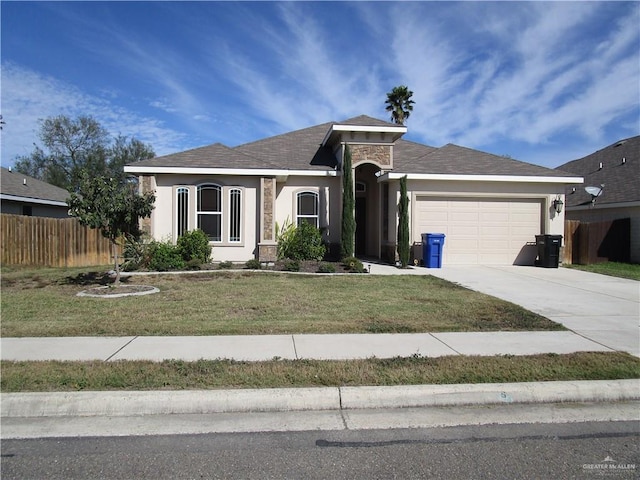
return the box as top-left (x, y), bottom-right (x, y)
top-left (381, 1), bottom-right (639, 161)
top-left (1, 63), bottom-right (187, 164)
top-left (1, 2), bottom-right (637, 170)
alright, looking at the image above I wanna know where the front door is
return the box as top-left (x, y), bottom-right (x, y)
top-left (355, 197), bottom-right (366, 255)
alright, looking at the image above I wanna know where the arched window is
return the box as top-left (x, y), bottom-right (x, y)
top-left (176, 187), bottom-right (189, 238)
top-left (197, 184), bottom-right (222, 241)
top-left (297, 191), bottom-right (319, 228)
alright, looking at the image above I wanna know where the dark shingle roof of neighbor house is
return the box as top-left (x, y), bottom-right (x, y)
top-left (128, 115), bottom-right (572, 178)
top-left (0, 167), bottom-right (69, 203)
top-left (555, 135), bottom-right (640, 207)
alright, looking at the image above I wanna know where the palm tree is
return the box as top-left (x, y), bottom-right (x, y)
top-left (385, 86), bottom-right (415, 125)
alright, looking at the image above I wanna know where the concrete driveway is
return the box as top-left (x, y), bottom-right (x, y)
top-left (425, 265), bottom-right (640, 357)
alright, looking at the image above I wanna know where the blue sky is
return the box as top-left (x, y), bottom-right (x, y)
top-left (1, 1), bottom-right (639, 169)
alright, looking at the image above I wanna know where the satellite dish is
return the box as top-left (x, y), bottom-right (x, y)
top-left (585, 186), bottom-right (603, 197)
top-left (585, 184), bottom-right (605, 206)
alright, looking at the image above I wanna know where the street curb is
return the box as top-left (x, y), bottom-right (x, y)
top-left (2, 380), bottom-right (638, 418)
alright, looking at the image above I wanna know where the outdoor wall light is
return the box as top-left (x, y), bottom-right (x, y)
top-left (552, 195), bottom-right (564, 214)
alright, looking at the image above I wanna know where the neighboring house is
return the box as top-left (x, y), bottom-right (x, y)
top-left (124, 115), bottom-right (581, 266)
top-left (556, 135), bottom-right (640, 263)
top-left (0, 167), bottom-right (70, 218)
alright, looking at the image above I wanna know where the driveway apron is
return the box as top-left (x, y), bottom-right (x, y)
top-left (425, 265), bottom-right (640, 357)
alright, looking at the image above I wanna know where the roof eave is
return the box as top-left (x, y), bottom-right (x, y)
top-left (0, 193), bottom-right (69, 207)
top-left (124, 166), bottom-right (338, 177)
top-left (321, 124), bottom-right (407, 147)
top-left (381, 173), bottom-right (584, 184)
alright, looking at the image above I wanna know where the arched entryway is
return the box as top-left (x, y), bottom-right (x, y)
top-left (354, 163), bottom-right (382, 258)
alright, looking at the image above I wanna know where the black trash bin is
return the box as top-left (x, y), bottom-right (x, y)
top-left (535, 234), bottom-right (562, 268)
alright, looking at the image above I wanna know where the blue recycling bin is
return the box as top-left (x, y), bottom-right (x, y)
top-left (422, 233), bottom-right (446, 268)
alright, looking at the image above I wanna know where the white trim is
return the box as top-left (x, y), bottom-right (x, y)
top-left (322, 124), bottom-right (406, 146)
top-left (380, 172), bottom-right (583, 184)
top-left (124, 166), bottom-right (338, 177)
top-left (0, 194), bottom-right (68, 207)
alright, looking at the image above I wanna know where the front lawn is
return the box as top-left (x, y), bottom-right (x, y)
top-left (0, 267), bottom-right (563, 337)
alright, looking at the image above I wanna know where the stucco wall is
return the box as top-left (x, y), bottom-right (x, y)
top-left (151, 174), bottom-right (259, 262)
top-left (274, 175), bottom-right (341, 247)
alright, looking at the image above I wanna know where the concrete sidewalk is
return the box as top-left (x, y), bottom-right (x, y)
top-left (0, 331), bottom-right (614, 362)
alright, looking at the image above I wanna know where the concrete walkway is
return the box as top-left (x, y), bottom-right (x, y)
top-left (0, 331), bottom-right (614, 362)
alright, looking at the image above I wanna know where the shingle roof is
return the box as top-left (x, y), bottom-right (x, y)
top-left (235, 122), bottom-right (338, 170)
top-left (395, 143), bottom-right (571, 177)
top-left (339, 115), bottom-right (399, 128)
top-left (132, 142), bottom-right (280, 169)
top-left (1, 167), bottom-right (69, 203)
top-left (555, 135), bottom-right (640, 206)
top-left (127, 115), bottom-right (573, 179)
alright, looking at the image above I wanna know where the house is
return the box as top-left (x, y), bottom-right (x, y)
top-left (124, 115), bottom-right (582, 266)
top-left (0, 167), bottom-right (70, 218)
top-left (556, 136), bottom-right (640, 263)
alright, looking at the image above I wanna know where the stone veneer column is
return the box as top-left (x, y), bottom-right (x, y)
top-left (139, 175), bottom-right (154, 235)
top-left (258, 177), bottom-right (277, 262)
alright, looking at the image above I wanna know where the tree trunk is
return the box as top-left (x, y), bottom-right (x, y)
top-left (112, 241), bottom-right (121, 286)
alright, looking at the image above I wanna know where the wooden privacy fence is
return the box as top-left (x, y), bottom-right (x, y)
top-left (1, 214), bottom-right (118, 268)
top-left (564, 218), bottom-right (630, 265)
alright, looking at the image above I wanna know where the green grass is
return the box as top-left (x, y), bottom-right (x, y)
top-left (564, 262), bottom-right (640, 281)
top-left (2, 352), bottom-right (637, 392)
top-left (0, 267), bottom-right (563, 337)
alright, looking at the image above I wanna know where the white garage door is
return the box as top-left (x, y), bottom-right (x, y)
top-left (414, 197), bottom-right (543, 265)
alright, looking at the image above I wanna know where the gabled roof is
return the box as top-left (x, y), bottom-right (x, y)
top-left (131, 142), bottom-right (280, 170)
top-left (0, 167), bottom-right (69, 205)
top-left (125, 114), bottom-right (577, 181)
top-left (339, 115), bottom-right (398, 127)
top-left (394, 143), bottom-right (573, 178)
top-left (556, 135), bottom-right (640, 206)
top-left (235, 122), bottom-right (338, 170)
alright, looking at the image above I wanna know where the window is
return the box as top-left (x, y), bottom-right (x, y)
top-left (297, 191), bottom-right (319, 228)
top-left (176, 187), bottom-right (189, 238)
top-left (197, 184), bottom-right (222, 241)
top-left (194, 184), bottom-right (243, 244)
top-left (229, 188), bottom-right (242, 243)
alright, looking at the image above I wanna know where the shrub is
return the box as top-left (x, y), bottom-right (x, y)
top-left (177, 229), bottom-right (211, 264)
top-left (218, 261), bottom-right (233, 269)
top-left (122, 234), bottom-right (150, 271)
top-left (283, 259), bottom-right (300, 272)
top-left (317, 262), bottom-right (336, 273)
top-left (276, 219), bottom-right (296, 260)
top-left (245, 258), bottom-right (262, 270)
top-left (342, 256), bottom-right (365, 273)
top-left (278, 221), bottom-right (325, 261)
top-left (148, 241), bottom-right (185, 271)
top-left (185, 259), bottom-right (202, 270)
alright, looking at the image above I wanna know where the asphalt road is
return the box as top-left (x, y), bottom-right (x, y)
top-left (2, 420), bottom-right (638, 480)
